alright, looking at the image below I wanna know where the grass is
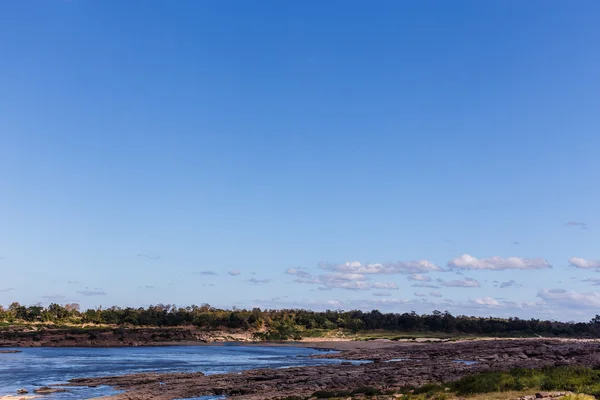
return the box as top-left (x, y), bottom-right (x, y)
top-left (450, 366), bottom-right (600, 396)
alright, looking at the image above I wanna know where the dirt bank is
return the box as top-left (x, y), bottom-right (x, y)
top-left (0, 326), bottom-right (254, 347)
top-left (61, 338), bottom-right (600, 399)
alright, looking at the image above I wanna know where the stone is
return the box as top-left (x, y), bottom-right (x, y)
top-left (33, 386), bottom-right (67, 394)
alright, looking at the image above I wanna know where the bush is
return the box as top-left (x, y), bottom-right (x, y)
top-left (451, 366), bottom-right (600, 396)
top-left (351, 386), bottom-right (382, 395)
top-left (311, 390), bottom-right (350, 398)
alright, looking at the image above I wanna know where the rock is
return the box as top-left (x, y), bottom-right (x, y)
top-left (58, 339), bottom-right (600, 400)
top-left (16, 389), bottom-right (28, 394)
top-left (33, 386), bottom-right (67, 394)
top-left (535, 392), bottom-right (570, 399)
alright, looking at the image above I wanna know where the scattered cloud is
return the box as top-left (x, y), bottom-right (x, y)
top-left (512, 241), bottom-right (520, 245)
top-left (448, 254), bottom-right (551, 270)
top-left (76, 290), bottom-right (106, 296)
top-left (195, 270), bottom-right (218, 276)
top-left (285, 268), bottom-right (312, 279)
top-left (319, 260), bottom-right (441, 275)
top-left (538, 288), bottom-right (600, 308)
top-left (566, 221), bottom-right (588, 230)
top-left (497, 280), bottom-right (521, 289)
top-left (0, 288), bottom-right (15, 293)
top-left (287, 268), bottom-right (398, 291)
top-left (430, 291), bottom-right (443, 298)
top-left (248, 277), bottom-right (270, 285)
top-left (442, 278), bottom-right (480, 288)
top-left (138, 285), bottom-right (155, 289)
top-left (202, 283), bottom-right (215, 287)
top-left (411, 282), bottom-right (441, 288)
top-left (472, 297), bottom-right (501, 306)
top-left (318, 280), bottom-right (371, 290)
top-left (582, 278), bottom-right (600, 286)
top-left (327, 300), bottom-right (342, 308)
top-left (408, 274), bottom-right (431, 282)
top-left (414, 292), bottom-right (426, 297)
top-left (228, 270), bottom-right (241, 276)
top-left (569, 257), bottom-right (600, 270)
top-left (371, 282), bottom-right (399, 290)
top-left (137, 253), bottom-right (160, 260)
top-left (67, 281), bottom-right (79, 284)
top-left (372, 292), bottom-right (392, 297)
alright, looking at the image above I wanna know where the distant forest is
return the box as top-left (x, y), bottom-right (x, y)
top-left (2, 302), bottom-right (600, 339)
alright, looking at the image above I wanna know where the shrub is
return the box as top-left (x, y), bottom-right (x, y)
top-left (311, 390), bottom-right (351, 398)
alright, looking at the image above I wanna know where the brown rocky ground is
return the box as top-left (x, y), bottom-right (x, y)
top-left (58, 339), bottom-right (600, 400)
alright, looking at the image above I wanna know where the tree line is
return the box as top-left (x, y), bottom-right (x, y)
top-left (2, 302), bottom-right (600, 339)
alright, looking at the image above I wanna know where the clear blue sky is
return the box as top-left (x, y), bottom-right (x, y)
top-left (1, 1), bottom-right (599, 320)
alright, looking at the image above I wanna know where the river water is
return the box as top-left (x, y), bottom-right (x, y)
top-left (0, 345), bottom-right (349, 399)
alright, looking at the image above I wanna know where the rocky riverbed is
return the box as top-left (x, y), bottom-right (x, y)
top-left (59, 338), bottom-right (600, 399)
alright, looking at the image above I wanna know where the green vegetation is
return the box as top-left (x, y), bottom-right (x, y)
top-left (451, 366), bottom-right (600, 396)
top-left (275, 367), bottom-right (600, 399)
top-left (398, 366), bottom-right (600, 399)
top-left (2, 302), bottom-right (600, 339)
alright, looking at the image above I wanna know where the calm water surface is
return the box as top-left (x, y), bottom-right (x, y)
top-left (0, 345), bottom-right (349, 399)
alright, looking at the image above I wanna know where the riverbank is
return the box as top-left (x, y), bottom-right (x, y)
top-left (0, 326), bottom-right (257, 347)
top-left (59, 338), bottom-right (600, 399)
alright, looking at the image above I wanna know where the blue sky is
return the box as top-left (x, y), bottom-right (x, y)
top-left (1, 1), bottom-right (600, 321)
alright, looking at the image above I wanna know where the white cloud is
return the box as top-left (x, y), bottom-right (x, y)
top-left (497, 280), bottom-right (520, 289)
top-left (566, 221), bottom-right (588, 230)
top-left (322, 280), bottom-right (371, 290)
top-left (582, 278), bottom-right (600, 286)
top-left (285, 268), bottom-right (312, 279)
top-left (327, 300), bottom-right (342, 308)
top-left (472, 297), bottom-right (500, 306)
top-left (195, 270), bottom-right (218, 276)
top-left (448, 254), bottom-right (551, 270)
top-left (430, 291), bottom-right (443, 298)
top-left (408, 274), bottom-right (431, 282)
top-left (442, 278), bottom-right (480, 288)
top-left (319, 260), bottom-right (441, 275)
top-left (228, 270), bottom-right (241, 276)
top-left (414, 292), bottom-right (426, 297)
top-left (287, 268), bottom-right (398, 291)
top-left (371, 281), bottom-right (399, 290)
top-left (248, 278), bottom-right (270, 285)
top-left (538, 288), bottom-right (600, 308)
top-left (569, 257), bottom-right (600, 269)
top-left (324, 272), bottom-right (367, 281)
top-left (372, 291), bottom-right (392, 297)
top-left (411, 282), bottom-right (440, 288)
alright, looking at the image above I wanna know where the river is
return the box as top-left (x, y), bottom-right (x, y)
top-left (0, 345), bottom-right (349, 399)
